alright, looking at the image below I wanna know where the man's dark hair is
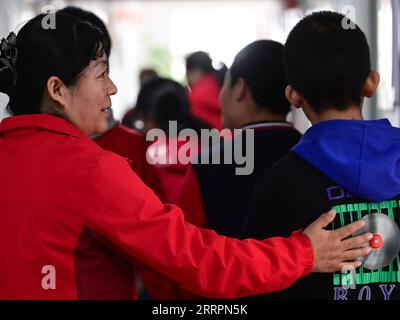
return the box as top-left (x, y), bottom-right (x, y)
top-left (284, 11), bottom-right (371, 113)
top-left (229, 40), bottom-right (290, 115)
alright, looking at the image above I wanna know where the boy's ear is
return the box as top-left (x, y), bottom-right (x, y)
top-left (46, 76), bottom-right (70, 109)
top-left (285, 85), bottom-right (305, 109)
top-left (232, 78), bottom-right (246, 102)
top-left (363, 71), bottom-right (380, 98)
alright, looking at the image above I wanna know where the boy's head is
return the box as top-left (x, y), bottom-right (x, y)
top-left (284, 11), bottom-right (379, 118)
top-left (220, 40), bottom-right (290, 129)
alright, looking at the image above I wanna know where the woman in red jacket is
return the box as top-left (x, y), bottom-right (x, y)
top-left (0, 11), bottom-right (372, 299)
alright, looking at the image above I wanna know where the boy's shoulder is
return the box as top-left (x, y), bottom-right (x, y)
top-left (265, 152), bottom-right (323, 181)
top-left (258, 151), bottom-right (339, 204)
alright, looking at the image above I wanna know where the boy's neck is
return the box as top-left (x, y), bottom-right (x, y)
top-left (308, 105), bottom-right (364, 125)
top-left (249, 109), bottom-right (287, 124)
top-left (236, 102), bottom-right (287, 128)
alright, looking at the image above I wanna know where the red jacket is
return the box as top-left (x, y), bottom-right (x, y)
top-left (94, 123), bottom-right (164, 201)
top-left (141, 143), bottom-right (206, 299)
top-left (145, 138), bottom-right (197, 204)
top-left (0, 114), bottom-right (313, 300)
top-left (188, 74), bottom-right (222, 130)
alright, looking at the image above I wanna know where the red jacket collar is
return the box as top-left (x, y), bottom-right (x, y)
top-left (0, 114), bottom-right (88, 139)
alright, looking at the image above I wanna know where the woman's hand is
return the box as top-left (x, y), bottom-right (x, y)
top-left (303, 209), bottom-right (373, 273)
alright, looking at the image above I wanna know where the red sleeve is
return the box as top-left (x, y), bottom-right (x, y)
top-left (176, 164), bottom-right (207, 227)
top-left (137, 156), bottom-right (166, 203)
top-left (140, 164), bottom-right (206, 299)
top-left (139, 267), bottom-right (200, 300)
top-left (95, 126), bottom-right (166, 202)
top-left (118, 130), bottom-right (165, 202)
top-left (83, 152), bottom-right (313, 299)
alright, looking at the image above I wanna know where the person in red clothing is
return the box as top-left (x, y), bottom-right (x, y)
top-left (132, 77), bottom-right (209, 204)
top-left (186, 51), bottom-right (226, 130)
top-left (0, 11), bottom-right (372, 300)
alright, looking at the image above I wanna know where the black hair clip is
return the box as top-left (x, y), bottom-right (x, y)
top-left (0, 32), bottom-right (18, 86)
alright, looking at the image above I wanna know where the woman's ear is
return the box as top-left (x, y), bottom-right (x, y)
top-left (285, 85), bottom-right (304, 109)
top-left (363, 71), bottom-right (380, 98)
top-left (46, 76), bottom-right (70, 109)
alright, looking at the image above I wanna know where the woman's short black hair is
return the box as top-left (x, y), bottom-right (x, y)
top-left (135, 77), bottom-right (209, 134)
top-left (58, 6), bottom-right (111, 57)
top-left (1, 12), bottom-right (107, 116)
top-left (229, 40), bottom-right (290, 115)
top-left (284, 11), bottom-right (371, 113)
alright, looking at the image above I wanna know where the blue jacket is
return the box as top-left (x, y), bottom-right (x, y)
top-left (293, 119), bottom-right (400, 203)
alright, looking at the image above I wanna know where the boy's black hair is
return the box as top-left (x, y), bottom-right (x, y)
top-left (229, 40), bottom-right (290, 115)
top-left (284, 11), bottom-right (371, 113)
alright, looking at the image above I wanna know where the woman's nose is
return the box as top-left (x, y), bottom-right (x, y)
top-left (108, 77), bottom-right (118, 96)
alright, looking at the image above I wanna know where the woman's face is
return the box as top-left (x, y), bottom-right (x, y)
top-left (65, 53), bottom-right (117, 136)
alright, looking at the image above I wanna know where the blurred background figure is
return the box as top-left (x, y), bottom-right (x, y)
top-left (185, 51), bottom-right (226, 130)
top-left (139, 68), bottom-right (159, 86)
top-left (122, 68), bottom-right (159, 127)
top-left (134, 77), bottom-right (209, 135)
top-left (131, 77), bottom-right (209, 203)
